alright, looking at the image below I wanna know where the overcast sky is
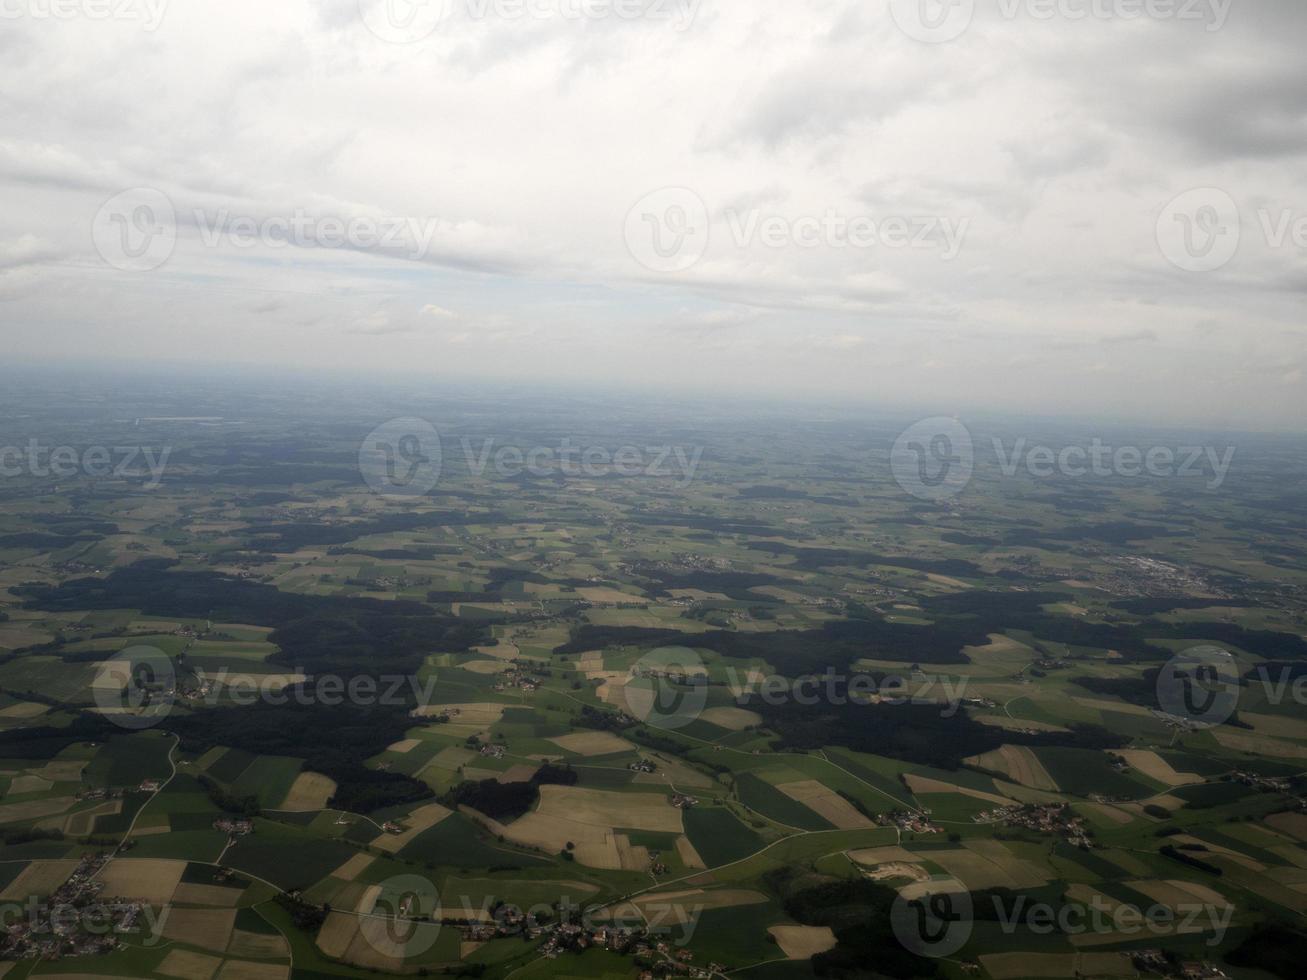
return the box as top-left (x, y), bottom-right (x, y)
top-left (2, 0), bottom-right (1304, 429)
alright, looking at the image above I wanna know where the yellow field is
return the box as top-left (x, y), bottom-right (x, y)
top-left (215, 961), bottom-right (290, 980)
top-left (315, 912), bottom-right (360, 959)
top-left (97, 858), bottom-right (186, 903)
top-left (769, 925), bottom-right (838, 959)
top-left (11, 773), bottom-right (55, 795)
top-left (227, 929), bottom-right (289, 959)
top-left (576, 587), bottom-right (650, 604)
top-left (1267, 812), bottom-right (1307, 841)
top-left (965, 745), bottom-right (1059, 791)
top-left (776, 780), bottom-right (875, 830)
top-left (373, 802), bottom-right (453, 853)
top-left (903, 774), bottom-right (1009, 806)
top-left (676, 835), bottom-right (706, 869)
top-left (0, 796), bottom-right (75, 825)
top-left (64, 800), bottom-right (122, 836)
top-left (1118, 750), bottom-right (1203, 787)
top-left (927, 841), bottom-right (1053, 890)
top-left (699, 707), bottom-right (762, 730)
top-left (156, 949), bottom-right (223, 980)
top-left (161, 907), bottom-right (238, 951)
top-left (330, 853), bottom-right (376, 882)
top-left (277, 772), bottom-right (336, 811)
top-left (386, 738), bottom-right (421, 754)
top-left (473, 785), bottom-right (683, 869)
top-left (0, 859), bottom-right (77, 901)
top-left (548, 731), bottom-right (635, 756)
top-left (172, 883), bottom-right (245, 907)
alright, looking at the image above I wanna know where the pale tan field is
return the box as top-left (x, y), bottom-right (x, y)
top-left (1214, 729), bottom-right (1307, 759)
top-left (330, 853), bottom-right (376, 882)
top-left (461, 660), bottom-right (511, 674)
top-left (156, 949), bottom-right (223, 980)
top-left (981, 952), bottom-right (1131, 979)
top-left (0, 859), bottom-right (77, 900)
top-left (1127, 879), bottom-right (1230, 910)
top-left (929, 841), bottom-right (1053, 890)
top-left (227, 930), bottom-right (290, 960)
top-left (172, 883), bottom-right (245, 907)
top-left (903, 774), bottom-right (1010, 806)
top-left (776, 780), bottom-right (875, 829)
top-left (0, 701), bottom-right (48, 719)
top-left (473, 786), bottom-right (683, 869)
top-left (635, 756), bottom-right (716, 790)
top-left (161, 907), bottom-right (238, 951)
top-left (634, 888), bottom-right (769, 925)
top-left (65, 799), bottom-right (122, 836)
top-left (414, 703), bottom-right (506, 732)
top-left (965, 745), bottom-right (1059, 791)
top-left (277, 772), bottom-right (336, 811)
top-left (1241, 712), bottom-right (1307, 740)
top-left (215, 961), bottom-right (290, 980)
top-left (1117, 750), bottom-right (1203, 787)
top-left (1081, 803), bottom-right (1135, 826)
top-left (373, 802), bottom-right (452, 853)
top-left (386, 738), bottom-right (421, 754)
top-left (498, 764), bottom-right (539, 783)
top-left (1071, 697), bottom-right (1156, 718)
top-left (548, 731), bottom-right (635, 756)
top-left (699, 707), bottom-right (762, 731)
top-left (195, 747), bottom-right (229, 771)
top-left (1267, 812), bottom-right (1307, 841)
top-left (972, 714), bottom-right (1070, 733)
top-left (1170, 834), bottom-right (1265, 871)
top-left (430, 746), bottom-right (479, 769)
top-left (676, 835), bottom-right (707, 869)
top-left (0, 796), bottom-right (75, 824)
top-left (576, 587), bottom-right (649, 604)
top-left (35, 759), bottom-right (89, 782)
top-left (769, 925), bottom-right (838, 959)
top-left (849, 845), bottom-right (917, 866)
top-left (315, 912), bottom-right (360, 959)
top-left (614, 834), bottom-right (652, 871)
top-left (9, 774), bottom-right (53, 794)
top-left (97, 858), bottom-right (186, 903)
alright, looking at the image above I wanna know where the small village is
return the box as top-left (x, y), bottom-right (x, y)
top-left (0, 854), bottom-right (149, 962)
top-left (974, 803), bottom-right (1092, 848)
